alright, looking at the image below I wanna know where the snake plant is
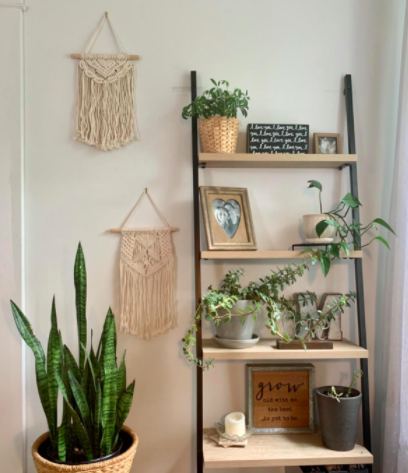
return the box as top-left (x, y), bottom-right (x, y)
top-left (10, 243), bottom-right (135, 463)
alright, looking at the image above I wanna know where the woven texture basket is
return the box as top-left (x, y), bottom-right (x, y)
top-left (199, 116), bottom-right (239, 153)
top-left (32, 426), bottom-right (138, 473)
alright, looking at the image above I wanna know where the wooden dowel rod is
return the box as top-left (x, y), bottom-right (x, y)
top-left (70, 54), bottom-right (140, 60)
top-left (110, 227), bottom-right (179, 233)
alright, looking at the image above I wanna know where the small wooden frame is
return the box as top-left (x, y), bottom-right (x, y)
top-left (314, 133), bottom-right (342, 154)
top-left (246, 364), bottom-right (315, 434)
top-left (276, 340), bottom-right (333, 350)
top-left (200, 186), bottom-right (257, 251)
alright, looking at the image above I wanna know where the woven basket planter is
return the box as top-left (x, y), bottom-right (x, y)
top-left (199, 116), bottom-right (239, 153)
top-left (32, 426), bottom-right (138, 473)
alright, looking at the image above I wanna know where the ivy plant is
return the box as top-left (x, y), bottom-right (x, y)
top-left (306, 180), bottom-right (396, 276)
top-left (182, 79), bottom-right (250, 119)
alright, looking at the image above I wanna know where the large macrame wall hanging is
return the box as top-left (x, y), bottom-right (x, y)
top-left (71, 13), bottom-right (140, 151)
top-left (111, 189), bottom-right (178, 340)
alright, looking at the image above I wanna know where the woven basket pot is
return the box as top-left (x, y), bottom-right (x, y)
top-left (199, 116), bottom-right (239, 153)
top-left (32, 426), bottom-right (138, 473)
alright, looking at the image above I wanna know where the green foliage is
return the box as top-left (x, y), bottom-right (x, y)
top-left (182, 79), bottom-right (250, 119)
top-left (10, 243), bottom-right (135, 463)
top-left (306, 179), bottom-right (395, 274)
top-left (182, 264), bottom-right (357, 369)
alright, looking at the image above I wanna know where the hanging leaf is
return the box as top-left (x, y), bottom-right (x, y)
top-left (320, 255), bottom-right (331, 277)
top-left (374, 236), bottom-right (391, 250)
top-left (341, 193), bottom-right (361, 208)
top-left (327, 244), bottom-right (340, 259)
top-left (307, 180), bottom-right (322, 191)
top-left (74, 242), bottom-right (87, 373)
top-left (372, 218), bottom-right (396, 236)
top-left (316, 221), bottom-right (329, 237)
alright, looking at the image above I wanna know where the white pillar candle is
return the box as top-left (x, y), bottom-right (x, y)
top-left (225, 412), bottom-right (246, 437)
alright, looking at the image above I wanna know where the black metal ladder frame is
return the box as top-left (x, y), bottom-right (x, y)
top-left (191, 71), bottom-right (372, 473)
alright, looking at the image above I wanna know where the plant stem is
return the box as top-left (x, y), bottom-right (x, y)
top-left (319, 190), bottom-right (323, 214)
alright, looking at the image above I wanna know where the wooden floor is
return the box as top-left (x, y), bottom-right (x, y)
top-left (203, 429), bottom-right (373, 469)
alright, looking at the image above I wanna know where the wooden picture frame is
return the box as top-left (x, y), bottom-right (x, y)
top-left (246, 364), bottom-right (315, 434)
top-left (200, 186), bottom-right (257, 251)
top-left (314, 133), bottom-right (342, 154)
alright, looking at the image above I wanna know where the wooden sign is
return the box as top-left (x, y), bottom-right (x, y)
top-left (247, 124), bottom-right (309, 154)
top-left (246, 364), bottom-right (315, 434)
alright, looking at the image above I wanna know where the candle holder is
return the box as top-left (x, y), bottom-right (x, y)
top-left (215, 423), bottom-right (254, 448)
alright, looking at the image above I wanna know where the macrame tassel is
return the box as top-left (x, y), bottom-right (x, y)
top-left (120, 255), bottom-right (177, 340)
top-left (76, 59), bottom-right (138, 151)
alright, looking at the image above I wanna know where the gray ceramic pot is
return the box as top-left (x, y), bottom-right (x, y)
top-left (316, 386), bottom-right (362, 451)
top-left (215, 300), bottom-right (255, 340)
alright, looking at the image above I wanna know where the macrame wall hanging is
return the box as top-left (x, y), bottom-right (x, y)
top-left (110, 189), bottom-right (178, 340)
top-left (71, 12), bottom-right (140, 151)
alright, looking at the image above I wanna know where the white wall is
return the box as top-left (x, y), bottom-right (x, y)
top-left (0, 4), bottom-right (24, 473)
top-left (3, 1), bottom-right (401, 473)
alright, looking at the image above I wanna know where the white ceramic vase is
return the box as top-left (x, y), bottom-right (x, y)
top-left (302, 214), bottom-right (335, 244)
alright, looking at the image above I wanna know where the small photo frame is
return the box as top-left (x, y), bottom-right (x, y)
top-left (246, 364), bottom-right (315, 434)
top-left (200, 186), bottom-right (257, 251)
top-left (314, 133), bottom-right (342, 154)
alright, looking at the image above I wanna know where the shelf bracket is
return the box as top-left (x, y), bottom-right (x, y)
top-left (338, 163), bottom-right (351, 171)
top-left (200, 162), bottom-right (207, 169)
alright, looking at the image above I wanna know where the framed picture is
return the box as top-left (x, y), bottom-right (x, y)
top-left (200, 186), bottom-right (257, 251)
top-left (314, 133), bottom-right (342, 154)
top-left (247, 124), bottom-right (309, 154)
top-left (246, 364), bottom-right (315, 434)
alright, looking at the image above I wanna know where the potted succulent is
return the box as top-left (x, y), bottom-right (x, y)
top-left (316, 370), bottom-right (364, 451)
top-left (183, 188), bottom-right (395, 369)
top-left (182, 79), bottom-right (250, 153)
top-left (11, 243), bottom-right (138, 473)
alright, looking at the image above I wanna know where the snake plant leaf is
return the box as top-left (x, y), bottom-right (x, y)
top-left (100, 314), bottom-right (118, 456)
top-left (10, 301), bottom-right (55, 444)
top-left (93, 382), bottom-right (102, 458)
top-left (80, 342), bottom-right (98, 388)
top-left (58, 401), bottom-right (71, 462)
top-left (98, 309), bottom-right (116, 379)
top-left (69, 371), bottom-right (93, 442)
top-left (114, 380), bottom-right (135, 445)
top-left (56, 373), bottom-right (93, 461)
top-left (74, 242), bottom-right (87, 374)
top-left (47, 296), bottom-right (60, 450)
top-left (63, 345), bottom-right (80, 382)
top-left (117, 351), bottom-right (127, 400)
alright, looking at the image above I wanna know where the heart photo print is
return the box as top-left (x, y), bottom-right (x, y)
top-left (200, 186), bottom-right (257, 250)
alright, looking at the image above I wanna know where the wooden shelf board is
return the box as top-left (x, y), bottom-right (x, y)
top-left (199, 153), bottom-right (357, 169)
top-left (203, 429), bottom-right (373, 468)
top-left (202, 338), bottom-right (368, 361)
top-left (201, 250), bottom-right (363, 260)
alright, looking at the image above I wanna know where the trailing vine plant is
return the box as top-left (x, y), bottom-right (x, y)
top-left (182, 182), bottom-right (395, 370)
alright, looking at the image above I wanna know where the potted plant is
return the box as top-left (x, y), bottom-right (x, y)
top-left (182, 79), bottom-right (250, 153)
top-left (11, 243), bottom-right (138, 473)
top-left (304, 180), bottom-right (394, 250)
top-left (316, 370), bottom-right (364, 451)
top-left (182, 188), bottom-right (395, 369)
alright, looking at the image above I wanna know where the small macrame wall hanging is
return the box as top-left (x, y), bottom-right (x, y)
top-left (110, 189), bottom-right (178, 340)
top-left (71, 12), bottom-right (140, 151)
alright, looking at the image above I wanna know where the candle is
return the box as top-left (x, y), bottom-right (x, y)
top-left (225, 412), bottom-right (246, 437)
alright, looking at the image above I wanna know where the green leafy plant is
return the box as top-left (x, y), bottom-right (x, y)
top-left (328, 370), bottom-right (363, 403)
top-left (182, 265), bottom-right (356, 370)
top-left (182, 79), bottom-right (250, 119)
top-left (306, 180), bottom-right (396, 276)
top-left (10, 243), bottom-right (135, 463)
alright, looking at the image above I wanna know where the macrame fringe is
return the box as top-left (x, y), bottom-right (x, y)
top-left (76, 66), bottom-right (136, 151)
top-left (120, 255), bottom-right (177, 340)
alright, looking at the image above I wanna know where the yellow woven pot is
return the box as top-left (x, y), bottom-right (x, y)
top-left (32, 426), bottom-right (138, 473)
top-left (199, 116), bottom-right (239, 153)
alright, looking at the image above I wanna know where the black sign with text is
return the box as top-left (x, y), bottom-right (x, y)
top-left (247, 124), bottom-right (309, 154)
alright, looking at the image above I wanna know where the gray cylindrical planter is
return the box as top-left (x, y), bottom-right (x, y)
top-left (215, 300), bottom-right (255, 340)
top-left (316, 386), bottom-right (362, 451)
